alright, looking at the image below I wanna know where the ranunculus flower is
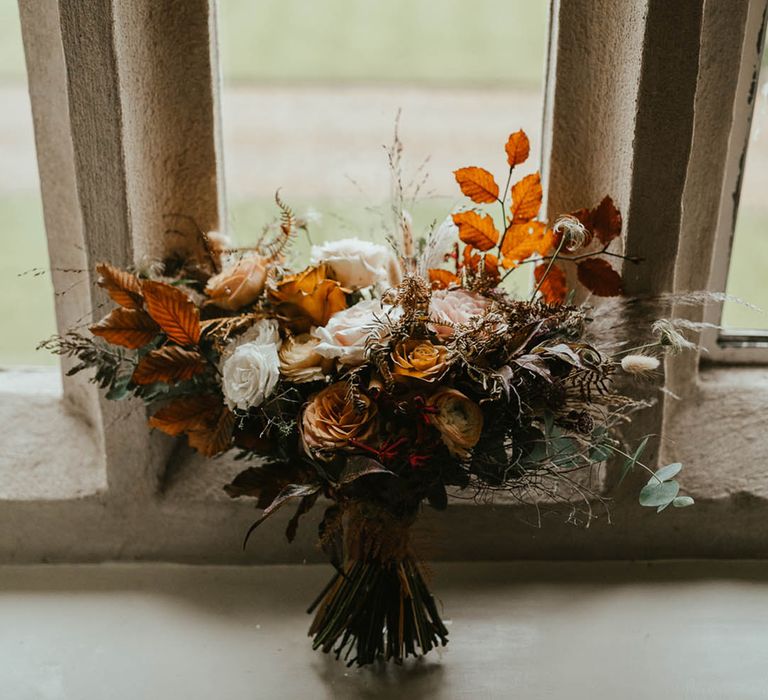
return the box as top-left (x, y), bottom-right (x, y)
top-left (279, 333), bottom-right (332, 383)
top-left (221, 331), bottom-right (281, 411)
top-left (268, 264), bottom-right (347, 333)
top-left (391, 339), bottom-right (448, 381)
top-left (301, 382), bottom-right (378, 458)
top-left (312, 300), bottom-right (402, 366)
top-left (310, 238), bottom-right (401, 291)
top-left (429, 289), bottom-right (491, 339)
top-left (427, 388), bottom-right (483, 459)
top-left (205, 254), bottom-right (268, 310)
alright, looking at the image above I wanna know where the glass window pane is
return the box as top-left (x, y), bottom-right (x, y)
top-left (218, 0), bottom-right (548, 296)
top-left (721, 36), bottom-right (768, 332)
top-left (0, 1), bottom-right (56, 366)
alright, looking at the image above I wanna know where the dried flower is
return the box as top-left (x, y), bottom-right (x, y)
top-left (310, 238), bottom-right (401, 291)
top-left (620, 354), bottom-right (660, 375)
top-left (427, 388), bottom-right (483, 459)
top-left (206, 254), bottom-right (268, 310)
top-left (651, 319), bottom-right (698, 354)
top-left (279, 333), bottom-right (332, 383)
top-left (301, 382), bottom-right (378, 458)
top-left (391, 340), bottom-right (448, 381)
top-left (268, 264), bottom-right (347, 333)
top-left (553, 215), bottom-right (589, 251)
top-left (313, 300), bottom-right (401, 366)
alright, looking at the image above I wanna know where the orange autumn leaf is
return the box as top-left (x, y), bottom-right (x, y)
top-left (96, 263), bottom-right (143, 310)
top-left (186, 406), bottom-right (235, 457)
top-left (452, 211), bottom-right (499, 251)
top-left (453, 166), bottom-right (499, 204)
top-left (90, 307), bottom-right (160, 348)
top-left (505, 130), bottom-right (530, 167)
top-left (483, 253), bottom-right (500, 281)
top-left (576, 257), bottom-right (623, 296)
top-left (500, 221), bottom-right (553, 268)
top-left (142, 280), bottom-right (201, 346)
top-left (591, 195), bottom-right (622, 245)
top-left (534, 263), bottom-right (567, 304)
top-left (509, 172), bottom-right (542, 224)
top-left (428, 268), bottom-right (460, 289)
top-left (131, 346), bottom-right (207, 386)
top-left (148, 395), bottom-right (222, 437)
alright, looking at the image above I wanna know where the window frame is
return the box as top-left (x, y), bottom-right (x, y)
top-left (5, 0), bottom-right (768, 563)
top-left (701, 0), bottom-right (768, 365)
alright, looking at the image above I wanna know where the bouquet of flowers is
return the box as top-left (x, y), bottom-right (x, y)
top-left (43, 129), bottom-right (695, 667)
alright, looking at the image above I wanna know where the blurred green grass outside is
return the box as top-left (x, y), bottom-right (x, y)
top-left (0, 0), bottom-right (765, 366)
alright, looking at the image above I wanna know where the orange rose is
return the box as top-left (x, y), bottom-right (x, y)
top-left (205, 254), bottom-right (268, 310)
top-left (427, 388), bottom-right (483, 459)
top-left (391, 339), bottom-right (448, 381)
top-left (301, 382), bottom-right (378, 459)
top-left (268, 264), bottom-right (347, 333)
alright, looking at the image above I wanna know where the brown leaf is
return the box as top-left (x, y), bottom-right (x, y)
top-left (90, 308), bottom-right (160, 348)
top-left (131, 346), bottom-right (207, 386)
top-left (148, 395), bottom-right (222, 437)
top-left (453, 166), bottom-right (500, 203)
top-left (591, 195), bottom-right (622, 245)
top-left (96, 263), bottom-right (143, 309)
top-left (500, 221), bottom-right (553, 268)
top-left (534, 263), bottom-right (567, 304)
top-left (142, 280), bottom-right (201, 346)
top-left (452, 211), bottom-right (499, 251)
top-left (509, 172), bottom-right (542, 224)
top-left (577, 257), bottom-right (623, 296)
top-left (505, 130), bottom-right (530, 167)
top-left (186, 406), bottom-right (235, 457)
top-left (428, 268), bottom-right (460, 289)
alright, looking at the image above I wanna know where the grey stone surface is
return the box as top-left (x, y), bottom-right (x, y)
top-left (2, 561), bottom-right (768, 699)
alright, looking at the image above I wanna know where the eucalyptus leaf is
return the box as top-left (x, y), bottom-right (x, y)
top-left (617, 436), bottom-right (650, 486)
top-left (673, 496), bottom-right (695, 508)
top-left (651, 462), bottom-right (682, 483)
top-left (639, 479), bottom-right (680, 507)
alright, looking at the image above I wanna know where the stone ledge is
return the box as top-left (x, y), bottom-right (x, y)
top-left (0, 368), bottom-right (105, 501)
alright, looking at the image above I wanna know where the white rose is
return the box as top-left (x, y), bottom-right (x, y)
top-left (312, 300), bottom-right (401, 366)
top-left (429, 289), bottom-right (491, 339)
top-left (221, 323), bottom-right (281, 410)
top-left (310, 238), bottom-right (401, 291)
top-left (279, 333), bottom-right (331, 383)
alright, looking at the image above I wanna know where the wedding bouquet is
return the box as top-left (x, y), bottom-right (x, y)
top-left (43, 129), bottom-right (695, 667)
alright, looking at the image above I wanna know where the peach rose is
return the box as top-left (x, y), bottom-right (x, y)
top-left (429, 289), bottom-right (490, 339)
top-left (427, 388), bottom-right (483, 459)
top-left (268, 264), bottom-right (347, 333)
top-left (391, 340), bottom-right (448, 381)
top-left (301, 382), bottom-right (378, 459)
top-left (205, 254), bottom-right (268, 310)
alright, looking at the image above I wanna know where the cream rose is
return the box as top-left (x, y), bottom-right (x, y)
top-left (429, 289), bottom-right (491, 339)
top-left (221, 325), bottom-right (281, 410)
top-left (310, 238), bottom-right (401, 290)
top-left (312, 300), bottom-right (402, 366)
top-left (279, 333), bottom-right (332, 383)
top-left (428, 388), bottom-right (483, 459)
top-left (206, 254), bottom-right (268, 310)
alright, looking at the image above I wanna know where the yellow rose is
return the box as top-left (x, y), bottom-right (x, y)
top-left (391, 339), bottom-right (448, 381)
top-left (301, 382), bottom-right (378, 459)
top-left (268, 264), bottom-right (347, 333)
top-left (427, 388), bottom-right (483, 459)
top-left (205, 254), bottom-right (268, 310)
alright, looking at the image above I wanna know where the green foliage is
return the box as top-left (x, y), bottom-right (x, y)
top-left (639, 463), bottom-right (694, 513)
